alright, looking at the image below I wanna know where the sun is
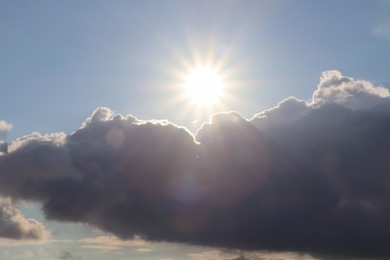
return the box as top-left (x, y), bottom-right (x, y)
top-left (185, 68), bottom-right (224, 105)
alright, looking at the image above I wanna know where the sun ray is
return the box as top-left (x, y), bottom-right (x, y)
top-left (144, 29), bottom-right (250, 131)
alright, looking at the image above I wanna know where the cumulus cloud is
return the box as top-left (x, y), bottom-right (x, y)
top-left (0, 198), bottom-right (49, 241)
top-left (1, 71), bottom-right (390, 258)
top-left (311, 70), bottom-right (390, 108)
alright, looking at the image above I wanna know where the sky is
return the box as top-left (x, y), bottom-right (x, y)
top-left (1, 0), bottom-right (390, 259)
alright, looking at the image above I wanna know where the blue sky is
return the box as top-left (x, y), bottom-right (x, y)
top-left (2, 0), bottom-right (389, 139)
top-left (1, 1), bottom-right (390, 259)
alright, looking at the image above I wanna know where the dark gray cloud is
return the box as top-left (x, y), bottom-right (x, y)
top-left (0, 71), bottom-right (390, 259)
top-left (0, 198), bottom-right (48, 240)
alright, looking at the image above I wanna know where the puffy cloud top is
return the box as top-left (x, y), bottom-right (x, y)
top-left (311, 70), bottom-right (390, 109)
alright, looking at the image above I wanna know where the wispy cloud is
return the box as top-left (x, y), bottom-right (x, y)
top-left (373, 22), bottom-right (390, 39)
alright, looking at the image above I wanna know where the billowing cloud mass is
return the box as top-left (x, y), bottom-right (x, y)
top-left (1, 71), bottom-right (390, 259)
top-left (0, 198), bottom-right (48, 241)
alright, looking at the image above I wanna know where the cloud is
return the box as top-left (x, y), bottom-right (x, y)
top-left (1, 71), bottom-right (390, 258)
top-left (188, 250), bottom-right (234, 260)
top-left (0, 198), bottom-right (49, 241)
top-left (136, 248), bottom-right (152, 253)
top-left (187, 250), bottom-right (314, 260)
top-left (311, 70), bottom-right (390, 108)
top-left (13, 247), bottom-right (82, 260)
top-left (79, 236), bottom-right (146, 251)
top-left (0, 120), bottom-right (12, 138)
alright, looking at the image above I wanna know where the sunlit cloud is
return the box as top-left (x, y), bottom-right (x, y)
top-left (0, 198), bottom-right (49, 242)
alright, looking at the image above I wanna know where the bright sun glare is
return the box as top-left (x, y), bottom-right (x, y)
top-left (185, 68), bottom-right (223, 105)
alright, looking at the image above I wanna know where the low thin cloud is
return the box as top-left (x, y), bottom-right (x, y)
top-left (17, 249), bottom-right (35, 259)
top-left (9, 247), bottom-right (82, 260)
top-left (79, 236), bottom-right (146, 251)
top-left (81, 245), bottom-right (121, 251)
top-left (188, 250), bottom-right (229, 260)
top-left (188, 250), bottom-right (315, 260)
top-left (136, 248), bottom-right (152, 253)
top-left (1, 71), bottom-right (390, 259)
